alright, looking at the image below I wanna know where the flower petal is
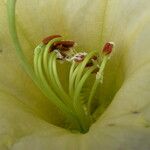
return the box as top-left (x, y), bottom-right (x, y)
top-left (0, 0), bottom-right (150, 149)
top-left (0, 0), bottom-right (66, 124)
top-left (0, 91), bottom-right (89, 150)
top-left (1, 65), bottom-right (150, 150)
top-left (86, 63), bottom-right (150, 149)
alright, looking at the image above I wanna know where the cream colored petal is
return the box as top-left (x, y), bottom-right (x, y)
top-left (1, 0), bottom-right (150, 107)
top-left (5, 56), bottom-right (150, 150)
top-left (1, 64), bottom-right (150, 150)
top-left (0, 91), bottom-right (75, 149)
top-left (65, 0), bottom-right (150, 106)
top-left (16, 0), bottom-right (150, 105)
top-left (0, 1), bottom-right (66, 124)
top-left (0, 0), bottom-right (150, 149)
top-left (0, 91), bottom-right (87, 150)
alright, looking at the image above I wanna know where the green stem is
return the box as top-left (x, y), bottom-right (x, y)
top-left (7, 0), bottom-right (84, 132)
top-left (69, 63), bottom-right (82, 96)
top-left (50, 53), bottom-right (88, 132)
top-left (34, 45), bottom-right (67, 110)
top-left (73, 66), bottom-right (97, 125)
top-left (34, 46), bottom-right (83, 130)
top-left (48, 52), bottom-right (73, 107)
top-left (69, 61), bottom-right (76, 88)
top-left (34, 44), bottom-right (45, 76)
top-left (74, 66), bottom-right (97, 106)
top-left (87, 56), bottom-right (108, 114)
top-left (43, 38), bottom-right (61, 80)
top-left (75, 51), bottom-right (97, 88)
top-left (7, 0), bottom-right (37, 81)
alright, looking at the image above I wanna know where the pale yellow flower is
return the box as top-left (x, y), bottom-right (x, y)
top-left (0, 0), bottom-right (150, 149)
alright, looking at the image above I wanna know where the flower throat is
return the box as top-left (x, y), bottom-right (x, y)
top-left (34, 35), bottom-right (114, 133)
top-left (7, 0), bottom-right (114, 133)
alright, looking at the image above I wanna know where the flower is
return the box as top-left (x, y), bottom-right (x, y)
top-left (0, 0), bottom-right (150, 149)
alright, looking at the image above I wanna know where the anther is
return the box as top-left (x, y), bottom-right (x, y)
top-left (72, 52), bottom-right (87, 62)
top-left (53, 41), bottom-right (75, 48)
top-left (92, 68), bottom-right (99, 73)
top-left (59, 51), bottom-right (67, 58)
top-left (102, 42), bottom-right (114, 55)
top-left (52, 41), bottom-right (75, 51)
top-left (53, 50), bottom-right (64, 60)
top-left (92, 56), bottom-right (98, 60)
top-left (42, 35), bottom-right (61, 45)
top-left (56, 51), bottom-right (67, 60)
top-left (86, 56), bottom-right (98, 67)
top-left (86, 62), bottom-right (93, 67)
top-left (34, 34), bottom-right (115, 132)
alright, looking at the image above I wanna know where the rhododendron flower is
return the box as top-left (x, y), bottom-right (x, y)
top-left (0, 0), bottom-right (150, 149)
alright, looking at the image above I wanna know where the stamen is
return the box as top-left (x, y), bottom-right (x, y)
top-left (42, 35), bottom-right (62, 45)
top-left (86, 62), bottom-right (94, 67)
top-left (7, 0), bottom-right (78, 125)
top-left (52, 40), bottom-right (75, 52)
top-left (53, 40), bottom-right (75, 48)
top-left (72, 52), bottom-right (87, 62)
top-left (102, 42), bottom-right (114, 55)
top-left (74, 51), bottom-right (97, 88)
top-left (92, 56), bottom-right (98, 60)
top-left (33, 37), bottom-right (115, 132)
top-left (85, 56), bottom-right (98, 67)
top-left (87, 42), bottom-right (114, 114)
top-left (33, 43), bottom-right (78, 124)
top-left (48, 51), bottom-right (73, 107)
top-left (7, 0), bottom-right (114, 131)
top-left (34, 44), bottom-right (45, 76)
top-left (69, 62), bottom-right (81, 96)
top-left (92, 68), bottom-right (99, 73)
top-left (54, 50), bottom-right (64, 60)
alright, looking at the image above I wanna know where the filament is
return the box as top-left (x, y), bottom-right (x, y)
top-left (7, 0), bottom-right (114, 133)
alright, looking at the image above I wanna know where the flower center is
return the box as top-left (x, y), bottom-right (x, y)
top-left (7, 0), bottom-right (114, 133)
top-left (33, 35), bottom-right (114, 133)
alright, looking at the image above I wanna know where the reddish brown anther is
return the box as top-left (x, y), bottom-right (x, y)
top-left (42, 35), bottom-right (61, 45)
top-left (92, 68), bottom-right (99, 74)
top-left (85, 56), bottom-right (97, 67)
top-left (52, 41), bottom-right (75, 51)
top-left (53, 41), bottom-right (75, 48)
top-left (60, 51), bottom-right (67, 57)
top-left (92, 56), bottom-right (98, 60)
top-left (86, 62), bottom-right (93, 67)
top-left (103, 42), bottom-right (114, 54)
